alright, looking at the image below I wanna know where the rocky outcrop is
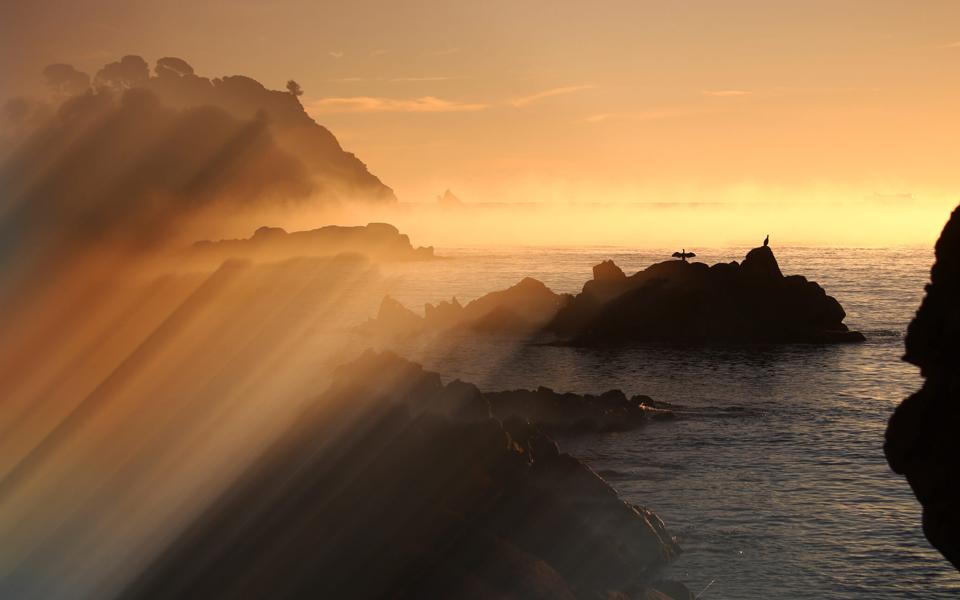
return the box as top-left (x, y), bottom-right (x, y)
top-left (362, 277), bottom-right (568, 337)
top-left (192, 222), bottom-right (434, 262)
top-left (123, 351), bottom-right (687, 599)
top-left (885, 205), bottom-right (960, 571)
top-left (549, 245), bottom-right (863, 345)
top-left (486, 387), bottom-right (674, 433)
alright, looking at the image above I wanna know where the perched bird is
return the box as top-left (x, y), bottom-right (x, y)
top-left (671, 249), bottom-right (696, 262)
top-left (763, 234), bottom-right (769, 247)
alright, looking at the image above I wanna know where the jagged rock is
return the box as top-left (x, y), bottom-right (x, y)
top-left (122, 351), bottom-right (683, 599)
top-left (549, 247), bottom-right (863, 345)
top-left (741, 245), bottom-right (784, 281)
top-left (886, 204), bottom-right (960, 571)
top-left (438, 189), bottom-right (464, 207)
top-left (593, 260), bottom-right (626, 282)
top-left (192, 222), bottom-right (435, 262)
top-left (367, 277), bottom-right (567, 337)
top-left (371, 296), bottom-right (424, 338)
top-left (485, 387), bottom-right (672, 433)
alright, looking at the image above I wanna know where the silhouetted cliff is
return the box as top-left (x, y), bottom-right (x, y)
top-left (549, 245), bottom-right (863, 345)
top-left (192, 222), bottom-right (434, 262)
top-left (123, 351), bottom-right (689, 599)
top-left (141, 62), bottom-right (395, 203)
top-left (886, 205), bottom-right (960, 571)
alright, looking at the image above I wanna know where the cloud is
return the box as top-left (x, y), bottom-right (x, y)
top-left (329, 51), bottom-right (344, 59)
top-left (700, 89), bottom-right (751, 97)
top-left (306, 96), bottom-right (488, 114)
top-left (510, 85), bottom-right (595, 107)
top-left (388, 76), bottom-right (455, 82)
top-left (941, 41), bottom-right (960, 48)
top-left (582, 107), bottom-right (708, 124)
top-left (430, 47), bottom-right (461, 56)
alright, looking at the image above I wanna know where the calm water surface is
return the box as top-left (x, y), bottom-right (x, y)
top-left (376, 246), bottom-right (957, 599)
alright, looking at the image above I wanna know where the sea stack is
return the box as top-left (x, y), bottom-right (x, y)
top-left (548, 244), bottom-right (864, 345)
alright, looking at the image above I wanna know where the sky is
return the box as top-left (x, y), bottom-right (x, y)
top-left (3, 0), bottom-right (960, 240)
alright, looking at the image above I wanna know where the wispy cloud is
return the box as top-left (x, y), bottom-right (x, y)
top-left (582, 107), bottom-right (708, 124)
top-left (370, 49), bottom-right (390, 57)
top-left (306, 96), bottom-right (489, 114)
top-left (430, 47), bottom-right (461, 56)
top-left (325, 76), bottom-right (457, 84)
top-left (941, 41), bottom-right (960, 48)
top-left (329, 50), bottom-right (344, 59)
top-left (701, 89), bottom-right (751, 97)
top-left (511, 84), bottom-right (596, 107)
top-left (389, 76), bottom-right (456, 83)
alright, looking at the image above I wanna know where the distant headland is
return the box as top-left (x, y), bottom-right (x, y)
top-left (191, 222), bottom-right (435, 263)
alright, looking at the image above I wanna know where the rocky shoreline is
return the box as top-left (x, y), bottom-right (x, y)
top-left (124, 351), bottom-right (691, 599)
top-left (362, 245), bottom-right (864, 345)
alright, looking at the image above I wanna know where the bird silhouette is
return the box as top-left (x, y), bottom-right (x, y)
top-left (671, 248), bottom-right (696, 262)
top-left (763, 234), bottom-right (769, 247)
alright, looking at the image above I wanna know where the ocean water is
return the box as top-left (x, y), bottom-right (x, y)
top-left (375, 246), bottom-right (958, 599)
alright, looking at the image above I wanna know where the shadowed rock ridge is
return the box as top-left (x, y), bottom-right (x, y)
top-left (885, 204), bottom-right (960, 571)
top-left (122, 351), bottom-right (690, 600)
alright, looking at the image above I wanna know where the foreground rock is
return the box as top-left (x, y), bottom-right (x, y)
top-left (549, 245), bottom-right (864, 345)
top-left (124, 351), bottom-right (688, 599)
top-left (886, 205), bottom-right (960, 571)
top-left (191, 222), bottom-right (435, 262)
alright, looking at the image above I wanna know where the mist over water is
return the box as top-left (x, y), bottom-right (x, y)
top-left (371, 245), bottom-right (959, 599)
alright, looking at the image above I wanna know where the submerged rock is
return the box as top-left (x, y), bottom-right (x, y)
top-left (191, 222), bottom-right (435, 263)
top-left (886, 204), bottom-right (960, 571)
top-left (123, 351), bottom-right (687, 599)
top-left (549, 246), bottom-right (863, 345)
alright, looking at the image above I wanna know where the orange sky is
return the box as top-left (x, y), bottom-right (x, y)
top-left (3, 0), bottom-right (960, 239)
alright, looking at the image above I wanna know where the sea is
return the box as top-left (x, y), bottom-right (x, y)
top-left (374, 245), bottom-right (958, 600)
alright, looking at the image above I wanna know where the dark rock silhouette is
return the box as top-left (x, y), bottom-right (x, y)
top-left (593, 259), bottom-right (626, 282)
top-left (122, 351), bottom-right (688, 599)
top-left (438, 188), bottom-right (464, 207)
top-left (549, 245), bottom-right (863, 345)
top-left (363, 277), bottom-right (568, 337)
top-left (486, 387), bottom-right (674, 433)
top-left (191, 222), bottom-right (434, 262)
top-left (885, 204), bottom-right (960, 571)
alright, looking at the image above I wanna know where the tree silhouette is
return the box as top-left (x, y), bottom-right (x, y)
top-left (42, 64), bottom-right (90, 97)
top-left (95, 55), bottom-right (149, 91)
top-left (286, 80), bottom-right (303, 97)
top-left (155, 57), bottom-right (195, 78)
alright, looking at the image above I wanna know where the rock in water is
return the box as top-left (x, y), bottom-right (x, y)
top-left (549, 246), bottom-right (863, 345)
top-left (886, 204), bottom-right (960, 571)
top-left (123, 351), bottom-right (689, 599)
